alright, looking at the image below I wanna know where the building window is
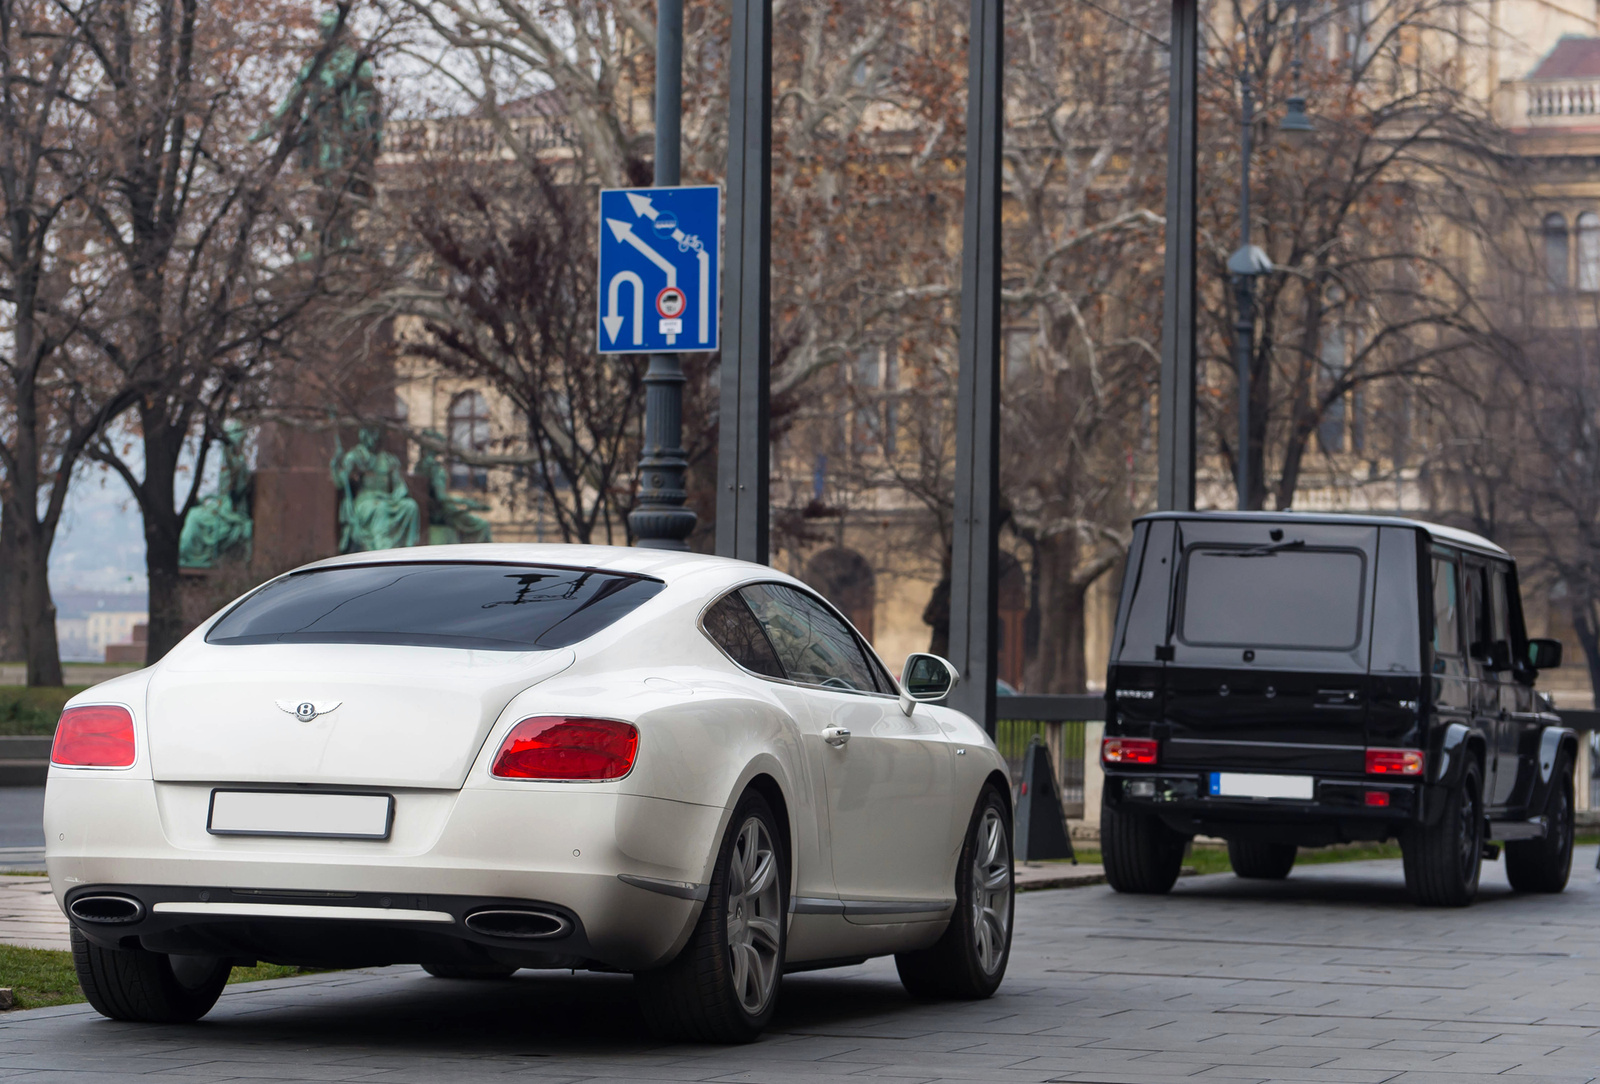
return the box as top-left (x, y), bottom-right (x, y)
top-left (1579, 213), bottom-right (1600, 292)
top-left (848, 344), bottom-right (897, 455)
top-left (1544, 213), bottom-right (1569, 291)
top-left (448, 390), bottom-right (491, 491)
top-left (1318, 323), bottom-right (1346, 454)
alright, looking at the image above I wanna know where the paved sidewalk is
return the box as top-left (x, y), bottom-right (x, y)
top-left (1, 849), bottom-right (1595, 1082)
top-left (0, 877), bottom-right (65, 951)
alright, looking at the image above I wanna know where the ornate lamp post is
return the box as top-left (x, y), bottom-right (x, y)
top-left (1229, 13), bottom-right (1312, 512)
top-left (629, 0), bottom-right (698, 550)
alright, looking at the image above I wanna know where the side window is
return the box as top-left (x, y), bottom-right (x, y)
top-left (740, 583), bottom-right (881, 693)
top-left (1431, 555), bottom-right (1461, 659)
top-left (1488, 566), bottom-right (1511, 649)
top-left (1464, 562), bottom-right (1488, 660)
top-left (702, 593), bottom-right (784, 679)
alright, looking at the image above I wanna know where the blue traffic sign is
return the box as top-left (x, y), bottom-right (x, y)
top-left (596, 185), bottom-right (719, 354)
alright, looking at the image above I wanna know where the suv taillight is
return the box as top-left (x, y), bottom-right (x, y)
top-left (51, 706), bottom-right (135, 768)
top-left (1365, 748), bottom-right (1424, 776)
top-left (1102, 737), bottom-right (1158, 766)
top-left (490, 716), bottom-right (639, 780)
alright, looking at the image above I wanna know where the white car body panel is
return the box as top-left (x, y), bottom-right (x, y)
top-left (45, 544), bottom-right (1009, 975)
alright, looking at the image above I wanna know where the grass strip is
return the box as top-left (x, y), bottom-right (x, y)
top-left (0, 944), bottom-right (316, 1011)
top-left (0, 687), bottom-right (82, 737)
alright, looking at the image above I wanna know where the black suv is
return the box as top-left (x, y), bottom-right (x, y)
top-left (1101, 511), bottom-right (1578, 906)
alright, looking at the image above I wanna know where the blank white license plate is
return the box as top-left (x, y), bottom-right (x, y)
top-left (1207, 772), bottom-right (1314, 800)
top-left (208, 790), bottom-right (394, 840)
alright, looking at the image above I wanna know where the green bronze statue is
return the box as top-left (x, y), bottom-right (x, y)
top-left (179, 423), bottom-right (254, 569)
top-left (253, 9), bottom-right (381, 250)
top-left (418, 435), bottom-right (492, 545)
top-left (331, 428), bottom-right (421, 553)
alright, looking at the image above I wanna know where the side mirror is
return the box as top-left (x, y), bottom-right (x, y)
top-left (1528, 638), bottom-right (1563, 671)
top-left (899, 653), bottom-right (960, 715)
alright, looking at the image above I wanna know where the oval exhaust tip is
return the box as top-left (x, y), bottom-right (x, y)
top-left (464, 909), bottom-right (571, 940)
top-left (68, 895), bottom-right (144, 925)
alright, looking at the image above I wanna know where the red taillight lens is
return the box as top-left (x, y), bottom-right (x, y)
top-left (490, 716), bottom-right (639, 780)
top-left (1102, 737), bottom-right (1159, 766)
top-left (1364, 791), bottom-right (1391, 807)
top-left (1365, 748), bottom-right (1424, 776)
top-left (51, 706), bottom-right (135, 768)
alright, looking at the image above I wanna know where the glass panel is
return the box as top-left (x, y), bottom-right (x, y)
top-left (740, 583), bottom-right (880, 692)
top-left (1579, 212), bottom-right (1600, 291)
top-left (702, 593), bottom-right (784, 679)
top-left (1432, 556), bottom-right (1461, 656)
top-left (1179, 547), bottom-right (1365, 651)
top-left (207, 563), bottom-right (663, 650)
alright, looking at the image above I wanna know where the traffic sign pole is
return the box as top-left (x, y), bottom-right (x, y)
top-left (629, 0), bottom-right (697, 550)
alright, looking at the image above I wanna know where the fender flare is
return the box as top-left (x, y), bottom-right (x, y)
top-left (1430, 722), bottom-right (1484, 789)
top-left (1523, 726), bottom-right (1579, 815)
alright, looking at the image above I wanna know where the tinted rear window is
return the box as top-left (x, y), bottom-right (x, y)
top-left (207, 563), bottom-right (664, 650)
top-left (1179, 546), bottom-right (1366, 651)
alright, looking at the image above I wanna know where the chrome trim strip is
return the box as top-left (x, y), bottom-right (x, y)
top-left (617, 874), bottom-right (709, 901)
top-left (842, 899), bottom-right (955, 916)
top-left (152, 901), bottom-right (454, 924)
top-left (790, 897), bottom-right (954, 916)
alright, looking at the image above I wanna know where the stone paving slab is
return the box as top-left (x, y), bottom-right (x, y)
top-left (0, 850), bottom-right (1595, 1082)
top-left (0, 877), bottom-right (64, 951)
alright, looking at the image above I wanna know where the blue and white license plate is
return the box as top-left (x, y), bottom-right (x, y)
top-left (1207, 772), bottom-right (1314, 800)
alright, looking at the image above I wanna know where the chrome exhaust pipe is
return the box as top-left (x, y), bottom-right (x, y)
top-left (68, 895), bottom-right (145, 925)
top-left (463, 908), bottom-right (571, 940)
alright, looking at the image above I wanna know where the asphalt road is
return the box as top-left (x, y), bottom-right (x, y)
top-left (0, 788), bottom-right (43, 847)
top-left (3, 849), bottom-right (1597, 1083)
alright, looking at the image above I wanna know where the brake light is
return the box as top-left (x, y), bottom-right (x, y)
top-left (1365, 748), bottom-right (1424, 776)
top-left (1102, 737), bottom-right (1159, 766)
top-left (51, 706), bottom-right (136, 768)
top-left (490, 716), bottom-right (639, 780)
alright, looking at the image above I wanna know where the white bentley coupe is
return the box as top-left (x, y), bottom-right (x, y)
top-left (46, 546), bottom-right (1014, 1041)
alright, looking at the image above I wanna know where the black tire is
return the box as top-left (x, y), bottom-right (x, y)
top-left (421, 963), bottom-right (518, 979)
top-left (636, 790), bottom-right (788, 1043)
top-left (71, 926), bottom-right (230, 1023)
top-left (1101, 795), bottom-right (1187, 894)
top-left (1505, 757), bottom-right (1575, 894)
top-left (895, 784), bottom-right (1013, 1000)
top-left (1227, 839), bottom-right (1297, 880)
top-left (1402, 756), bottom-right (1484, 907)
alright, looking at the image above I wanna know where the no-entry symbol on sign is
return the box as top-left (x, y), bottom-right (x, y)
top-left (656, 286), bottom-right (686, 319)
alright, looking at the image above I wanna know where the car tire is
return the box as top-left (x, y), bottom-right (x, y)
top-left (71, 926), bottom-right (230, 1023)
top-left (1402, 756), bottom-right (1484, 907)
top-left (1505, 757), bottom-right (1575, 894)
top-left (895, 783), bottom-right (1013, 1000)
top-left (421, 963), bottom-right (518, 980)
top-left (1227, 839), bottom-right (1297, 879)
top-left (1101, 796), bottom-right (1187, 894)
top-left (636, 789), bottom-right (787, 1043)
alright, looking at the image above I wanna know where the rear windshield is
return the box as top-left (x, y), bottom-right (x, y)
top-left (206, 563), bottom-right (665, 651)
top-left (1179, 546), bottom-right (1366, 651)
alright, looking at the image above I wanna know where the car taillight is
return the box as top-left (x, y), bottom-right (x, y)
top-left (490, 716), bottom-right (639, 780)
top-left (1365, 748), bottom-right (1424, 776)
top-left (51, 706), bottom-right (136, 768)
top-left (1102, 737), bottom-right (1159, 766)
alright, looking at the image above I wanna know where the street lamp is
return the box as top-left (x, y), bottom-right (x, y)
top-left (1229, 68), bottom-right (1272, 512)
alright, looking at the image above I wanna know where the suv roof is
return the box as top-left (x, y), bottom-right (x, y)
top-left (1136, 510), bottom-right (1509, 560)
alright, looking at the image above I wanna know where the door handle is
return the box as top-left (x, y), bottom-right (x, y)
top-left (823, 726), bottom-right (851, 748)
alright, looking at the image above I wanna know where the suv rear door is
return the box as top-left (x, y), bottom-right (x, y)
top-left (1158, 520), bottom-right (1379, 774)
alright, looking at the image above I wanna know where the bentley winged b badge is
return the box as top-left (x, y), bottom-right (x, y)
top-left (276, 699), bottom-right (341, 722)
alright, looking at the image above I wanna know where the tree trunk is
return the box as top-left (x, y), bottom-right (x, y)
top-left (1026, 533), bottom-right (1090, 694)
top-left (9, 500), bottom-right (63, 687)
top-left (0, 511), bottom-right (21, 662)
top-left (1572, 599), bottom-right (1600, 706)
top-left (138, 413), bottom-right (190, 663)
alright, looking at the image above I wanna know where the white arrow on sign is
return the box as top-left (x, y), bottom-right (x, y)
top-left (606, 219), bottom-right (676, 288)
top-left (697, 249), bottom-right (710, 344)
top-left (604, 270), bottom-right (644, 345)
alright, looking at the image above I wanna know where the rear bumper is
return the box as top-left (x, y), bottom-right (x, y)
top-left (1104, 770), bottom-right (1426, 844)
top-left (45, 773), bottom-right (720, 971)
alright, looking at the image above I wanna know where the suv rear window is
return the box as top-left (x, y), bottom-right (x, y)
top-left (1179, 546), bottom-right (1366, 651)
top-left (206, 563), bottom-right (664, 650)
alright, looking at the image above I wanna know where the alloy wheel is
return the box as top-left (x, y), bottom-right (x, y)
top-left (970, 805), bottom-right (1012, 975)
top-left (725, 815), bottom-right (782, 1015)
